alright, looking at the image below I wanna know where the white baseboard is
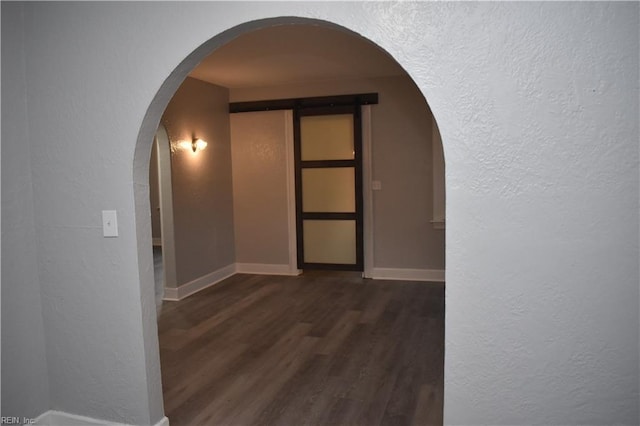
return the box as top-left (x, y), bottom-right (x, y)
top-left (33, 410), bottom-right (169, 426)
top-left (156, 418), bottom-right (170, 426)
top-left (162, 287), bottom-right (179, 301)
top-left (161, 264), bottom-right (442, 302)
top-left (235, 263), bottom-right (301, 276)
top-left (162, 262), bottom-right (301, 301)
top-left (162, 264), bottom-right (236, 301)
top-left (370, 267), bottom-right (445, 282)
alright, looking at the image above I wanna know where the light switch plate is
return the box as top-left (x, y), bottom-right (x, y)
top-left (102, 210), bottom-right (118, 237)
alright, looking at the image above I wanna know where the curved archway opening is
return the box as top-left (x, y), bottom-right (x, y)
top-left (134, 17), bottom-right (446, 425)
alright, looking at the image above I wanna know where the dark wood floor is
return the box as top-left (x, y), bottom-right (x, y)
top-left (157, 271), bottom-right (444, 426)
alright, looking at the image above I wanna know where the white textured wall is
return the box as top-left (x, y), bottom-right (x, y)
top-left (2, 2), bottom-right (637, 425)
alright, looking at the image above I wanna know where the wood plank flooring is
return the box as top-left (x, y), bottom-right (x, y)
top-left (157, 271), bottom-right (444, 426)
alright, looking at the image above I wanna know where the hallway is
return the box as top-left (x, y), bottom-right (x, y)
top-left (157, 272), bottom-right (444, 425)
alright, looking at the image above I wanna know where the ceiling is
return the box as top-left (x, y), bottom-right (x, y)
top-left (188, 25), bottom-right (407, 89)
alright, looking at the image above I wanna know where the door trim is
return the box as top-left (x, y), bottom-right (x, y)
top-left (284, 110), bottom-right (302, 275)
top-left (361, 105), bottom-right (374, 278)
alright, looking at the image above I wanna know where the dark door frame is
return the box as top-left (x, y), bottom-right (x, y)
top-left (293, 104), bottom-right (364, 271)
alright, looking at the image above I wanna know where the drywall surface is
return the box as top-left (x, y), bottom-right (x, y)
top-left (1, 2), bottom-right (51, 419)
top-left (434, 4), bottom-right (639, 424)
top-left (230, 111), bottom-right (291, 266)
top-left (161, 78), bottom-right (235, 287)
top-left (19, 3), bottom-right (165, 424)
top-left (232, 75), bottom-right (445, 270)
top-left (4, 1), bottom-right (638, 425)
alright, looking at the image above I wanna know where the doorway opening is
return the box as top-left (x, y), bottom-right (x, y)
top-left (295, 105), bottom-right (364, 271)
top-left (137, 17), bottom-right (446, 425)
top-left (148, 124), bottom-right (178, 314)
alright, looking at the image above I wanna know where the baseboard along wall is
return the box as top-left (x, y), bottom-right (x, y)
top-left (370, 267), bottom-right (445, 282)
top-left (162, 264), bottom-right (236, 301)
top-left (235, 263), bottom-right (301, 276)
top-left (164, 264), bottom-right (444, 301)
top-left (33, 410), bottom-right (169, 426)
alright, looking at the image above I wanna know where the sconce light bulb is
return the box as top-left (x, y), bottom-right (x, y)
top-left (191, 138), bottom-right (208, 153)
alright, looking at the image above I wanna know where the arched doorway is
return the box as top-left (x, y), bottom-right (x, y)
top-left (149, 123), bottom-right (177, 314)
top-left (134, 17), bottom-right (445, 425)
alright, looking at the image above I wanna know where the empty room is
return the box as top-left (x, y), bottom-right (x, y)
top-left (2, 2), bottom-right (638, 426)
top-left (150, 24), bottom-right (446, 425)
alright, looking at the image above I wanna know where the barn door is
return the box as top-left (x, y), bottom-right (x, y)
top-left (294, 105), bottom-right (363, 271)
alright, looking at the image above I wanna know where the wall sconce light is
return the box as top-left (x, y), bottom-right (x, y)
top-left (173, 135), bottom-right (208, 153)
top-left (191, 137), bottom-right (208, 153)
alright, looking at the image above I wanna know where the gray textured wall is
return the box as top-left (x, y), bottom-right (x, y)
top-left (230, 110), bottom-right (291, 266)
top-left (232, 75), bottom-right (445, 270)
top-left (162, 78), bottom-right (235, 287)
top-left (1, 2), bottom-right (637, 425)
top-left (1, 2), bottom-right (51, 419)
